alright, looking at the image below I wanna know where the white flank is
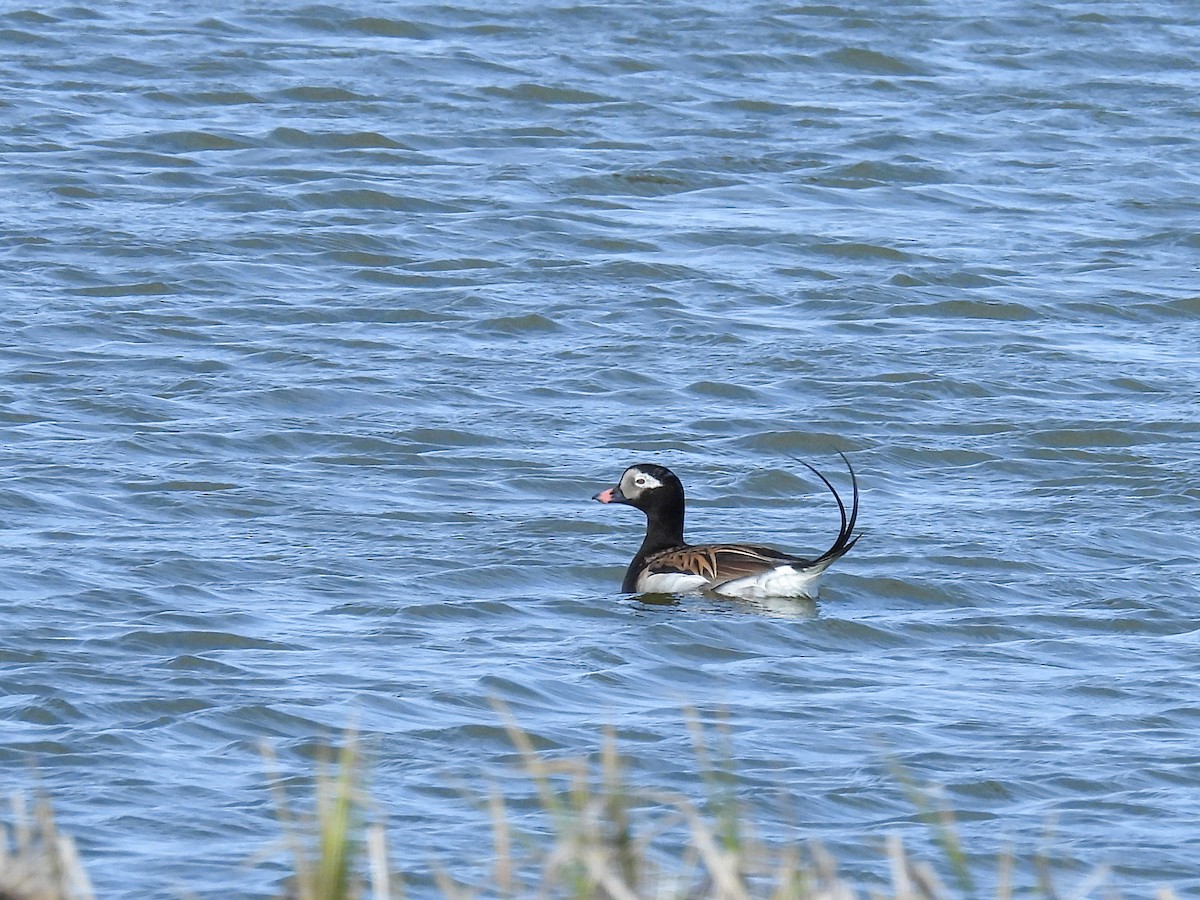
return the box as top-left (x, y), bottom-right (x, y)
top-left (637, 559), bottom-right (836, 600)
top-left (711, 565), bottom-right (825, 600)
top-left (636, 571), bottom-right (710, 594)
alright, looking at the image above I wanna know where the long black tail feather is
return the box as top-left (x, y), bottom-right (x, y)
top-left (793, 452), bottom-right (860, 568)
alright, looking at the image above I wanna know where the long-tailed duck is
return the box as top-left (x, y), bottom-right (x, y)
top-left (593, 456), bottom-right (859, 598)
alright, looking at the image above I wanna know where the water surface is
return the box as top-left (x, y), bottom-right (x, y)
top-left (2, 1), bottom-right (1199, 895)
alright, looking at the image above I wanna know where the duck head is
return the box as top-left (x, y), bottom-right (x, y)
top-left (593, 463), bottom-right (684, 515)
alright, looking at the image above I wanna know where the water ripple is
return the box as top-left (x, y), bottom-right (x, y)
top-left (2, 0), bottom-right (1199, 895)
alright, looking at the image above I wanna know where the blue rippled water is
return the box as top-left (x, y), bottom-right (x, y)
top-left (2, 1), bottom-right (1199, 896)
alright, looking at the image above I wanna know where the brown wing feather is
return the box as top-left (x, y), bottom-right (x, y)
top-left (643, 544), bottom-right (796, 585)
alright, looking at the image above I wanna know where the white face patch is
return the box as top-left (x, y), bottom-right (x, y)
top-left (622, 467), bottom-right (663, 496)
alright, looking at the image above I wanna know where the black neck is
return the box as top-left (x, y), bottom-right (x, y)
top-left (638, 504), bottom-right (685, 556)
top-left (622, 498), bottom-right (685, 592)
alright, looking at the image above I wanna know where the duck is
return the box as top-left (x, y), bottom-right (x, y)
top-left (593, 455), bottom-right (859, 599)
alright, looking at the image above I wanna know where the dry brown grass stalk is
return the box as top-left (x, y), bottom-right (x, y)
top-left (3, 718), bottom-right (1184, 900)
top-left (0, 793), bottom-right (94, 900)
